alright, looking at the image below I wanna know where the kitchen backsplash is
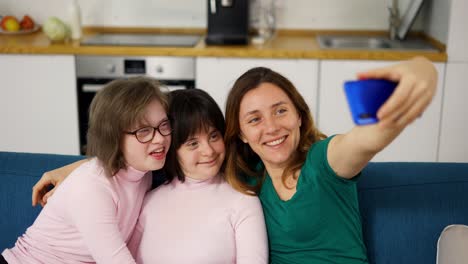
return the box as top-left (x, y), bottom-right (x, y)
top-left (1, 0), bottom-right (449, 43)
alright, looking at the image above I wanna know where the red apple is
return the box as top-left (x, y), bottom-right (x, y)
top-left (1, 16), bottom-right (20, 32)
top-left (20, 15), bottom-right (35, 30)
top-left (1, 16), bottom-right (16, 30)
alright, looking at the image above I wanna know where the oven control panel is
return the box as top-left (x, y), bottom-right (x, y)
top-left (76, 56), bottom-right (195, 80)
top-left (124, 59), bottom-right (146, 74)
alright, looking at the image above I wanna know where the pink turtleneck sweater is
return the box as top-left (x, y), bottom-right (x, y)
top-left (2, 158), bottom-right (152, 264)
top-left (128, 174), bottom-right (268, 264)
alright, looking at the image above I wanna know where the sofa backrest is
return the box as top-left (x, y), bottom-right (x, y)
top-left (358, 162), bottom-right (468, 264)
top-left (2, 152), bottom-right (468, 264)
top-left (0, 152), bottom-right (84, 250)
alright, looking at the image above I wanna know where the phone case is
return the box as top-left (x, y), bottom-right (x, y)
top-left (344, 79), bottom-right (398, 125)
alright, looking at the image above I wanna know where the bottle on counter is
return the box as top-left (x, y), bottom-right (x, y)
top-left (68, 0), bottom-right (82, 40)
top-left (251, 0), bottom-right (276, 45)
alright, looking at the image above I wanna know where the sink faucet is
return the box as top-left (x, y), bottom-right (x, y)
top-left (388, 0), bottom-right (400, 40)
top-left (387, 0), bottom-right (425, 40)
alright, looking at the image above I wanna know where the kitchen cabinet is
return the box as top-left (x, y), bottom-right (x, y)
top-left (438, 62), bottom-right (468, 162)
top-left (317, 60), bottom-right (445, 162)
top-left (0, 54), bottom-right (80, 155)
top-left (196, 57), bottom-right (319, 120)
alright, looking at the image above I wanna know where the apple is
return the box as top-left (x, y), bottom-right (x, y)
top-left (1, 16), bottom-right (16, 30)
top-left (1, 16), bottom-right (20, 32)
top-left (20, 15), bottom-right (35, 30)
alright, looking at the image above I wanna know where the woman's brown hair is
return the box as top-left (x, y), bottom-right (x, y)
top-left (86, 76), bottom-right (168, 176)
top-left (224, 67), bottom-right (326, 195)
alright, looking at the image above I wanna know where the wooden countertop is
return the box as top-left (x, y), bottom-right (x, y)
top-left (0, 27), bottom-right (447, 62)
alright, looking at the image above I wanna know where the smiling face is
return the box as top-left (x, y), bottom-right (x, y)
top-left (176, 127), bottom-right (225, 181)
top-left (238, 82), bottom-right (302, 171)
top-left (121, 99), bottom-right (171, 172)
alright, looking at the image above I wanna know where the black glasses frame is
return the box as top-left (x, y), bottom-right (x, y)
top-left (125, 119), bottom-right (172, 143)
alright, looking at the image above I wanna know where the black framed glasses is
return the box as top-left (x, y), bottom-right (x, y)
top-left (125, 119), bottom-right (172, 143)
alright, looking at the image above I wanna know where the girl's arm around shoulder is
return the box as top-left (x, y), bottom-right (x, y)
top-left (32, 159), bottom-right (88, 206)
top-left (328, 57), bottom-right (437, 179)
top-left (233, 194), bottom-right (268, 264)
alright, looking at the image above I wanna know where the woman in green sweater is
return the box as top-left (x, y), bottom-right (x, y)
top-left (223, 57), bottom-right (437, 263)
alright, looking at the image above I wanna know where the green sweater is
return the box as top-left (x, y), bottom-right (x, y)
top-left (258, 136), bottom-right (368, 264)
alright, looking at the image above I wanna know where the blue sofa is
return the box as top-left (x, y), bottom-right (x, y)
top-left (1, 151), bottom-right (468, 263)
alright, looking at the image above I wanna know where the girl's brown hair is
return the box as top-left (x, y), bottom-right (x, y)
top-left (224, 67), bottom-right (326, 195)
top-left (86, 77), bottom-right (168, 176)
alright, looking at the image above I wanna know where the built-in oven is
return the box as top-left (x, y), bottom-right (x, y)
top-left (76, 55), bottom-right (195, 154)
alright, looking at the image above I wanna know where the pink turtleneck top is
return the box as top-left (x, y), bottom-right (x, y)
top-left (2, 158), bottom-right (152, 264)
top-left (128, 174), bottom-right (268, 264)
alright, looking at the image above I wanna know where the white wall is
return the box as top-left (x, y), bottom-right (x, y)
top-left (0, 0), bottom-right (206, 28)
top-left (1, 0), bottom-right (429, 31)
top-left (446, 0), bottom-right (468, 62)
top-left (424, 0), bottom-right (452, 45)
top-left (273, 0), bottom-right (426, 30)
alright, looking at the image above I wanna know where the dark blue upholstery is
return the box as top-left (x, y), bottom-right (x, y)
top-left (0, 152), bottom-right (83, 250)
top-left (1, 152), bottom-right (467, 263)
top-left (359, 162), bottom-right (468, 264)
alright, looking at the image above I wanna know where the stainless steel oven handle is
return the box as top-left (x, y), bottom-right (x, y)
top-left (82, 84), bottom-right (106, 93)
top-left (83, 84), bottom-right (188, 93)
top-left (163, 85), bottom-right (189, 92)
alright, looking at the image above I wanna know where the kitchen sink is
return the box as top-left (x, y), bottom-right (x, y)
top-left (317, 35), bottom-right (438, 52)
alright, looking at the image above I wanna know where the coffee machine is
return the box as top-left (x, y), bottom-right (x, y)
top-left (205, 0), bottom-right (249, 45)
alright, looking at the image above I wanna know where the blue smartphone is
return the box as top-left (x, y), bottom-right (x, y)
top-left (344, 79), bottom-right (398, 125)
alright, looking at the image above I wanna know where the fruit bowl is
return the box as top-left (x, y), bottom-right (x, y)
top-left (0, 24), bottom-right (41, 35)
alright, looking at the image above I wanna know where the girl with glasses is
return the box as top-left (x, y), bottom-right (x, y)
top-left (2, 77), bottom-right (171, 264)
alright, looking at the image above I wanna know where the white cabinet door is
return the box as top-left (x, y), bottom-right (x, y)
top-left (318, 60), bottom-right (445, 162)
top-left (439, 62), bottom-right (468, 162)
top-left (196, 57), bottom-right (319, 120)
top-left (0, 54), bottom-right (79, 155)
